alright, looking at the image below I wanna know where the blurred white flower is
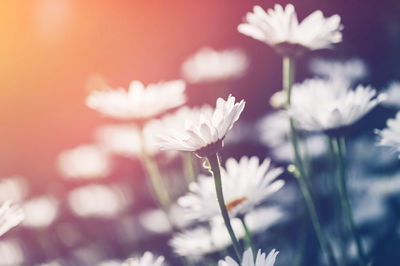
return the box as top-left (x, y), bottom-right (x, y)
top-left (381, 81), bottom-right (400, 108)
top-left (309, 58), bottom-right (368, 85)
top-left (238, 4), bottom-right (342, 54)
top-left (21, 196), bottom-right (58, 228)
top-left (0, 239), bottom-right (24, 265)
top-left (289, 78), bottom-right (384, 131)
top-left (178, 156), bottom-right (284, 221)
top-left (58, 145), bottom-right (111, 180)
top-left (170, 222), bottom-right (244, 258)
top-left (139, 204), bottom-right (192, 235)
top-left (244, 206), bottom-right (285, 233)
top-left (68, 184), bottom-right (130, 218)
top-left (0, 176), bottom-right (28, 203)
top-left (0, 201), bottom-right (24, 237)
top-left (269, 90), bottom-right (287, 109)
top-left (86, 79), bottom-right (186, 120)
top-left (181, 47), bottom-right (249, 83)
top-left (123, 252), bottom-right (165, 266)
top-left (156, 95), bottom-right (245, 157)
top-left (219, 248), bottom-right (278, 266)
top-left (96, 260), bottom-right (122, 266)
top-left (376, 112), bottom-right (400, 157)
top-left (96, 124), bottom-right (158, 158)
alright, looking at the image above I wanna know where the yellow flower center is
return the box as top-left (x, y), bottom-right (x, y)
top-left (226, 197), bottom-right (247, 213)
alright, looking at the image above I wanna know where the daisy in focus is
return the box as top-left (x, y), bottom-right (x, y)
top-left (238, 4), bottom-right (342, 55)
top-left (375, 112), bottom-right (400, 157)
top-left (86, 79), bottom-right (186, 121)
top-left (122, 252), bottom-right (165, 266)
top-left (178, 156), bottom-right (284, 221)
top-left (219, 248), bottom-right (278, 266)
top-left (181, 47), bottom-right (249, 83)
top-left (288, 78), bottom-right (385, 132)
top-left (156, 95), bottom-right (245, 157)
top-left (0, 201), bottom-right (24, 237)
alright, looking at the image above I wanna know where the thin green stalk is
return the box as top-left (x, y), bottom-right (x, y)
top-left (328, 137), bottom-right (348, 266)
top-left (139, 129), bottom-right (170, 209)
top-left (182, 152), bottom-right (197, 185)
top-left (207, 152), bottom-right (242, 261)
top-left (284, 56), bottom-right (338, 266)
top-left (331, 136), bottom-right (366, 265)
top-left (239, 216), bottom-right (254, 252)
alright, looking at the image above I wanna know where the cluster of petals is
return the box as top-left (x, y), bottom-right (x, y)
top-left (289, 78), bottom-right (385, 131)
top-left (156, 95), bottom-right (245, 156)
top-left (0, 201), bottom-right (24, 237)
top-left (178, 156), bottom-right (284, 221)
top-left (376, 112), bottom-right (400, 157)
top-left (219, 248), bottom-right (278, 266)
top-left (86, 79), bottom-right (186, 120)
top-left (238, 4), bottom-right (342, 52)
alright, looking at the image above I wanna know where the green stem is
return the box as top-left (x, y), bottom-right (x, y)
top-left (239, 216), bottom-right (254, 252)
top-left (328, 137), bottom-right (348, 266)
top-left (182, 152), bottom-right (197, 185)
top-left (207, 153), bottom-right (242, 261)
top-left (139, 129), bottom-right (170, 209)
top-left (331, 136), bottom-right (366, 265)
top-left (284, 56), bottom-right (338, 266)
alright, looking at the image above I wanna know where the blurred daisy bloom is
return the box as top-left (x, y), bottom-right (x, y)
top-left (181, 47), bottom-right (248, 83)
top-left (86, 79), bottom-right (186, 121)
top-left (156, 95), bottom-right (245, 157)
top-left (0, 201), bottom-right (24, 237)
top-left (170, 222), bottom-right (244, 259)
top-left (57, 145), bottom-right (110, 179)
top-left (375, 112), bottom-right (400, 157)
top-left (96, 124), bottom-right (161, 158)
top-left (219, 248), bottom-right (279, 266)
top-left (238, 4), bottom-right (342, 55)
top-left (381, 81), bottom-right (400, 108)
top-left (178, 156), bottom-right (284, 221)
top-left (309, 58), bottom-right (367, 86)
top-left (123, 252), bottom-right (165, 266)
top-left (288, 78), bottom-right (385, 132)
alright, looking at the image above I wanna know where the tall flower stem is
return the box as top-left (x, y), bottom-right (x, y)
top-left (182, 152), bottom-right (197, 185)
top-left (328, 138), bottom-right (348, 266)
top-left (207, 152), bottom-right (242, 261)
top-left (239, 216), bottom-right (254, 252)
top-left (330, 136), bottom-right (366, 265)
top-left (283, 56), bottom-right (338, 266)
top-left (139, 129), bottom-right (170, 209)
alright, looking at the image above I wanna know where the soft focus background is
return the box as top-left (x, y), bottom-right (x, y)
top-left (1, 0), bottom-right (400, 265)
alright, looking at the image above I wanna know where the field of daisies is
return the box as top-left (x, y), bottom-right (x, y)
top-left (1, 1), bottom-right (400, 266)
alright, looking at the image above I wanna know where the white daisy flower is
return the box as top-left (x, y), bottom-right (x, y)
top-left (219, 248), bottom-right (279, 266)
top-left (122, 252), bottom-right (165, 266)
top-left (309, 58), bottom-right (367, 86)
top-left (178, 156), bottom-right (284, 221)
top-left (86, 79), bottom-right (186, 120)
top-left (381, 81), bottom-right (400, 108)
top-left (376, 112), bottom-right (400, 157)
top-left (238, 4), bottom-right (342, 55)
top-left (169, 222), bottom-right (244, 258)
top-left (21, 196), bottom-right (58, 228)
top-left (68, 184), bottom-right (130, 218)
top-left (0, 201), bottom-right (24, 237)
top-left (181, 47), bottom-right (249, 83)
top-left (156, 95), bottom-right (245, 157)
top-left (289, 78), bottom-right (385, 131)
top-left (96, 124), bottom-right (160, 158)
top-left (57, 145), bottom-right (111, 179)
